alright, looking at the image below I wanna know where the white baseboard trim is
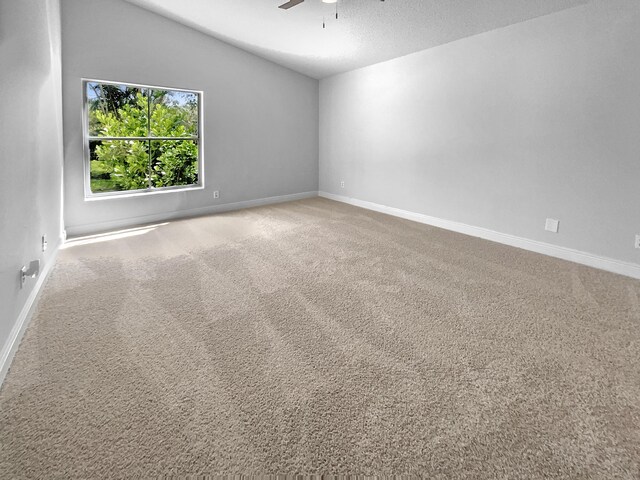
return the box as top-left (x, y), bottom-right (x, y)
top-left (319, 192), bottom-right (640, 280)
top-left (66, 191), bottom-right (319, 237)
top-left (0, 240), bottom-right (61, 386)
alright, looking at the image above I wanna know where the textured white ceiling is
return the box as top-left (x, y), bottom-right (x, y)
top-left (123, 0), bottom-right (589, 79)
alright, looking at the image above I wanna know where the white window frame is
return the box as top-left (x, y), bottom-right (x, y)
top-left (82, 78), bottom-right (204, 200)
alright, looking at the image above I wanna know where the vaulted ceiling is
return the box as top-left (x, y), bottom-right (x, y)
top-left (124, 0), bottom-right (590, 79)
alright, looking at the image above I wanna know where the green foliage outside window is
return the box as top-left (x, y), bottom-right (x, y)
top-left (87, 82), bottom-right (199, 194)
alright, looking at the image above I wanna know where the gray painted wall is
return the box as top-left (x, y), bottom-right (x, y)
top-left (320, 0), bottom-right (640, 265)
top-left (62, 0), bottom-right (319, 234)
top-left (0, 0), bottom-right (64, 360)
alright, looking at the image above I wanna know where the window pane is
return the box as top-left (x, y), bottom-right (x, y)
top-left (90, 140), bottom-right (150, 193)
top-left (149, 90), bottom-right (198, 137)
top-left (150, 140), bottom-right (198, 188)
top-left (87, 82), bottom-right (148, 137)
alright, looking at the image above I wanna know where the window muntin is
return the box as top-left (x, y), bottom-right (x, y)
top-left (84, 80), bottom-right (202, 197)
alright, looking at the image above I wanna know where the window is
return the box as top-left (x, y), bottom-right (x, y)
top-left (83, 80), bottom-right (202, 197)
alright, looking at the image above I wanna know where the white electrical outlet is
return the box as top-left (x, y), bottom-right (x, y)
top-left (41, 234), bottom-right (47, 252)
top-left (545, 218), bottom-right (559, 233)
top-left (635, 234), bottom-right (640, 249)
top-left (213, 190), bottom-right (219, 199)
top-left (340, 180), bottom-right (345, 188)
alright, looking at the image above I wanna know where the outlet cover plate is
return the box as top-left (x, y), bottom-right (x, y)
top-left (545, 218), bottom-right (559, 233)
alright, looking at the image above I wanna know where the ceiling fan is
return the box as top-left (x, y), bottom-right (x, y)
top-left (279, 0), bottom-right (384, 28)
top-left (278, 0), bottom-right (307, 9)
top-left (278, 0), bottom-right (338, 28)
top-left (278, 0), bottom-right (383, 10)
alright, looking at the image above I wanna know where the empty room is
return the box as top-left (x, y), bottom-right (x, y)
top-left (1, 0), bottom-right (639, 476)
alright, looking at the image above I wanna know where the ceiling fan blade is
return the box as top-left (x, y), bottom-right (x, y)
top-left (278, 0), bottom-right (304, 10)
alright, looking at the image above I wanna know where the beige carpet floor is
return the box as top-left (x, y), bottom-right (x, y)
top-left (1, 198), bottom-right (639, 478)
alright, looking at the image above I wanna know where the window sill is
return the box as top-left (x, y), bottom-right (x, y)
top-left (84, 185), bottom-right (205, 201)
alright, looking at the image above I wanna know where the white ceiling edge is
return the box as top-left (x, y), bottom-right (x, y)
top-left (122, 0), bottom-right (591, 79)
